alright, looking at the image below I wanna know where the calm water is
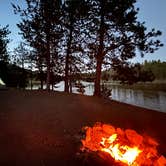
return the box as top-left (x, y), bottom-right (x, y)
top-left (111, 85), bottom-right (166, 113)
top-left (53, 81), bottom-right (166, 113)
top-left (28, 81), bottom-right (166, 113)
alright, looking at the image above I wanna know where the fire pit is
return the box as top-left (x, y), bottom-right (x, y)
top-left (80, 122), bottom-right (166, 166)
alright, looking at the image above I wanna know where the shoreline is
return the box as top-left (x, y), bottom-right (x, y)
top-left (26, 81), bottom-right (166, 112)
top-left (110, 97), bottom-right (165, 113)
top-left (0, 90), bottom-right (166, 165)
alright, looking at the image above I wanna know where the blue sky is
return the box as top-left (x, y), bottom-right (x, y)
top-left (0, 0), bottom-right (166, 63)
top-left (133, 0), bottom-right (166, 63)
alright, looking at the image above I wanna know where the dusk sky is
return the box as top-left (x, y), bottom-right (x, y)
top-left (0, 0), bottom-right (166, 63)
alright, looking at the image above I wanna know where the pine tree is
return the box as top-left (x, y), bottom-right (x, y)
top-left (85, 0), bottom-right (163, 96)
top-left (12, 0), bottom-right (63, 91)
top-left (0, 25), bottom-right (10, 62)
top-left (62, 0), bottom-right (89, 92)
top-left (0, 25), bottom-right (10, 84)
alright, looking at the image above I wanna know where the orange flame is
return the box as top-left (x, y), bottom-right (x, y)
top-left (101, 134), bottom-right (142, 165)
top-left (81, 122), bottom-right (166, 166)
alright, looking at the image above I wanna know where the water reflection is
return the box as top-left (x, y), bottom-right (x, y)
top-left (111, 86), bottom-right (165, 112)
top-left (76, 82), bottom-right (166, 113)
top-left (27, 81), bottom-right (166, 113)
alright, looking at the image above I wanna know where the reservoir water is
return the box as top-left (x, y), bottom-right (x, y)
top-left (28, 81), bottom-right (166, 113)
top-left (54, 81), bottom-right (166, 113)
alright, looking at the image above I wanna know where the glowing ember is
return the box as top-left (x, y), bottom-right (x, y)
top-left (101, 136), bottom-right (142, 165)
top-left (81, 122), bottom-right (166, 166)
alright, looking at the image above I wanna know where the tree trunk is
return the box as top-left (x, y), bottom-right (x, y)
top-left (64, 52), bottom-right (69, 92)
top-left (46, 32), bottom-right (51, 91)
top-left (38, 57), bottom-right (43, 90)
top-left (69, 66), bottom-right (72, 93)
top-left (30, 70), bottom-right (33, 90)
top-left (69, 79), bottom-right (72, 93)
top-left (64, 23), bottom-right (73, 93)
top-left (52, 83), bottom-right (54, 91)
top-left (39, 69), bottom-right (43, 90)
top-left (40, 79), bottom-right (43, 90)
top-left (93, 2), bottom-right (105, 97)
top-left (46, 44), bottom-right (50, 91)
top-left (94, 59), bottom-right (102, 96)
top-left (30, 79), bottom-right (33, 90)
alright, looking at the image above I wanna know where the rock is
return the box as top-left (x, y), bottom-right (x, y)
top-left (125, 129), bottom-right (143, 146)
top-left (102, 124), bottom-right (115, 135)
top-left (157, 155), bottom-right (166, 166)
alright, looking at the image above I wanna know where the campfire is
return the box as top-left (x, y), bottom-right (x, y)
top-left (81, 122), bottom-right (166, 166)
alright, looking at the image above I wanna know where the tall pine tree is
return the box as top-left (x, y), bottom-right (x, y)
top-left (12, 0), bottom-right (63, 90)
top-left (62, 0), bottom-right (89, 92)
top-left (85, 0), bottom-right (163, 96)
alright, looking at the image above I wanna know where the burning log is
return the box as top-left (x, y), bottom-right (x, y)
top-left (80, 122), bottom-right (166, 166)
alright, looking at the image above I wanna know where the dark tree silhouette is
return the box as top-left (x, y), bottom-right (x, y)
top-left (62, 0), bottom-right (88, 92)
top-left (143, 60), bottom-right (166, 80)
top-left (111, 63), bottom-right (155, 84)
top-left (12, 42), bottom-right (37, 89)
top-left (12, 0), bottom-right (163, 95)
top-left (0, 25), bottom-right (10, 62)
top-left (12, 0), bottom-right (63, 91)
top-left (85, 0), bottom-right (163, 96)
top-left (0, 25), bottom-right (10, 84)
top-left (12, 42), bottom-right (29, 68)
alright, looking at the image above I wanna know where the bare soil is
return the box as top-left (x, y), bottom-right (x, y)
top-left (0, 90), bottom-right (165, 166)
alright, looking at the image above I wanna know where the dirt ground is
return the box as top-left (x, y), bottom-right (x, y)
top-left (0, 90), bottom-right (166, 166)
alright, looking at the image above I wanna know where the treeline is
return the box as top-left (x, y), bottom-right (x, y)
top-left (0, 61), bottom-right (29, 88)
top-left (0, 60), bottom-right (63, 89)
top-left (0, 0), bottom-right (163, 96)
top-left (143, 60), bottom-right (166, 81)
top-left (100, 60), bottom-right (166, 83)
